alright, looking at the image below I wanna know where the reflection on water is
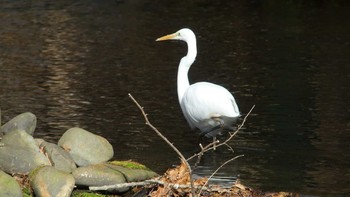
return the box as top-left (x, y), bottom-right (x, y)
top-left (0, 0), bottom-right (350, 196)
top-left (39, 8), bottom-right (92, 135)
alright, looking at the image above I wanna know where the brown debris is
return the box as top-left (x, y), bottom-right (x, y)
top-left (149, 162), bottom-right (298, 197)
top-left (150, 161), bottom-right (192, 196)
top-left (13, 173), bottom-right (30, 189)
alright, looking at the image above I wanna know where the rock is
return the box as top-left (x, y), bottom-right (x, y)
top-left (72, 164), bottom-right (128, 192)
top-left (35, 138), bottom-right (45, 147)
top-left (0, 170), bottom-right (22, 197)
top-left (38, 141), bottom-right (77, 173)
top-left (1, 112), bottom-right (36, 135)
top-left (105, 161), bottom-right (158, 182)
top-left (1, 129), bottom-right (40, 152)
top-left (0, 145), bottom-right (51, 174)
top-left (30, 166), bottom-right (75, 197)
top-left (58, 127), bottom-right (113, 166)
top-left (1, 132), bottom-right (54, 176)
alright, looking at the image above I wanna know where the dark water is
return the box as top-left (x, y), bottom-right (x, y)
top-left (1, 0), bottom-right (350, 196)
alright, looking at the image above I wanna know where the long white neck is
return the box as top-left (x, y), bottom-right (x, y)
top-left (177, 38), bottom-right (197, 104)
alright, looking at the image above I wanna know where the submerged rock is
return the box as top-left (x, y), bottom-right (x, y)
top-left (58, 127), bottom-right (113, 166)
top-left (0, 145), bottom-right (51, 174)
top-left (37, 140), bottom-right (77, 173)
top-left (0, 170), bottom-right (22, 197)
top-left (1, 112), bottom-right (36, 135)
top-left (30, 166), bottom-right (75, 197)
top-left (73, 164), bottom-right (128, 192)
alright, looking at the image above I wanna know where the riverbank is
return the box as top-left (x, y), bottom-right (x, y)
top-left (0, 112), bottom-right (297, 197)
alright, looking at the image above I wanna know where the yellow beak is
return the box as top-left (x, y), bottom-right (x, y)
top-left (156, 32), bottom-right (177, 41)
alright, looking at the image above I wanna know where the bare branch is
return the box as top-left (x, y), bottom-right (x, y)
top-left (89, 180), bottom-right (153, 191)
top-left (226, 105), bottom-right (256, 142)
top-left (223, 143), bottom-right (234, 153)
top-left (194, 144), bottom-right (205, 168)
top-left (90, 177), bottom-right (233, 193)
top-left (128, 93), bottom-right (196, 197)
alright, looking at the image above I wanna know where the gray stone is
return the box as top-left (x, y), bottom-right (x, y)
top-left (30, 166), bottom-right (75, 197)
top-left (38, 141), bottom-right (76, 173)
top-left (72, 164), bottom-right (128, 192)
top-left (35, 138), bottom-right (45, 147)
top-left (105, 163), bottom-right (158, 182)
top-left (58, 127), bottom-right (114, 166)
top-left (0, 145), bottom-right (51, 174)
top-left (0, 170), bottom-right (22, 197)
top-left (1, 112), bottom-right (36, 135)
top-left (1, 129), bottom-right (40, 152)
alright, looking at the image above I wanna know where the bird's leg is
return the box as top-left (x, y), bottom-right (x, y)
top-left (213, 136), bottom-right (217, 150)
top-left (200, 117), bottom-right (225, 151)
top-left (211, 118), bottom-right (225, 151)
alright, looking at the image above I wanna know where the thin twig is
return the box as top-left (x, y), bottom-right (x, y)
top-left (89, 180), bottom-right (152, 190)
top-left (128, 93), bottom-right (196, 197)
top-left (223, 143), bottom-right (234, 153)
top-left (226, 105), bottom-right (256, 142)
top-left (187, 105), bottom-right (255, 161)
top-left (198, 154), bottom-right (244, 195)
top-left (90, 177), bottom-right (232, 192)
top-left (194, 143), bottom-right (205, 168)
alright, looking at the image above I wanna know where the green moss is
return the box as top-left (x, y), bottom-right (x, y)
top-left (22, 187), bottom-right (32, 197)
top-left (28, 165), bottom-right (47, 180)
top-left (108, 160), bottom-right (150, 170)
top-left (71, 190), bottom-right (107, 197)
top-left (22, 193), bottom-right (32, 197)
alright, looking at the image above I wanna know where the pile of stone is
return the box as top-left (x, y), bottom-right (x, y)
top-left (0, 112), bottom-right (157, 197)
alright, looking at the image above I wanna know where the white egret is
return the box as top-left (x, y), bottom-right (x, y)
top-left (156, 28), bottom-right (240, 143)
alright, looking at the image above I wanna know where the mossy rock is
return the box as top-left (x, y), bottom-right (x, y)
top-left (72, 164), bottom-right (128, 193)
top-left (105, 161), bottom-right (158, 182)
top-left (0, 170), bottom-right (22, 197)
top-left (29, 166), bottom-right (75, 197)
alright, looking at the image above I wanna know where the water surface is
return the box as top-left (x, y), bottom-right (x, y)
top-left (0, 0), bottom-right (349, 196)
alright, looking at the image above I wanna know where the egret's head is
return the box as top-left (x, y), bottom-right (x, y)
top-left (156, 28), bottom-right (196, 43)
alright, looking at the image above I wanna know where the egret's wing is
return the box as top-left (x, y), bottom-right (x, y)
top-left (180, 103), bottom-right (197, 130)
top-left (180, 82), bottom-right (240, 131)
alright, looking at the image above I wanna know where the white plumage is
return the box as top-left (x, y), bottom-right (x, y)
top-left (156, 28), bottom-right (240, 139)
